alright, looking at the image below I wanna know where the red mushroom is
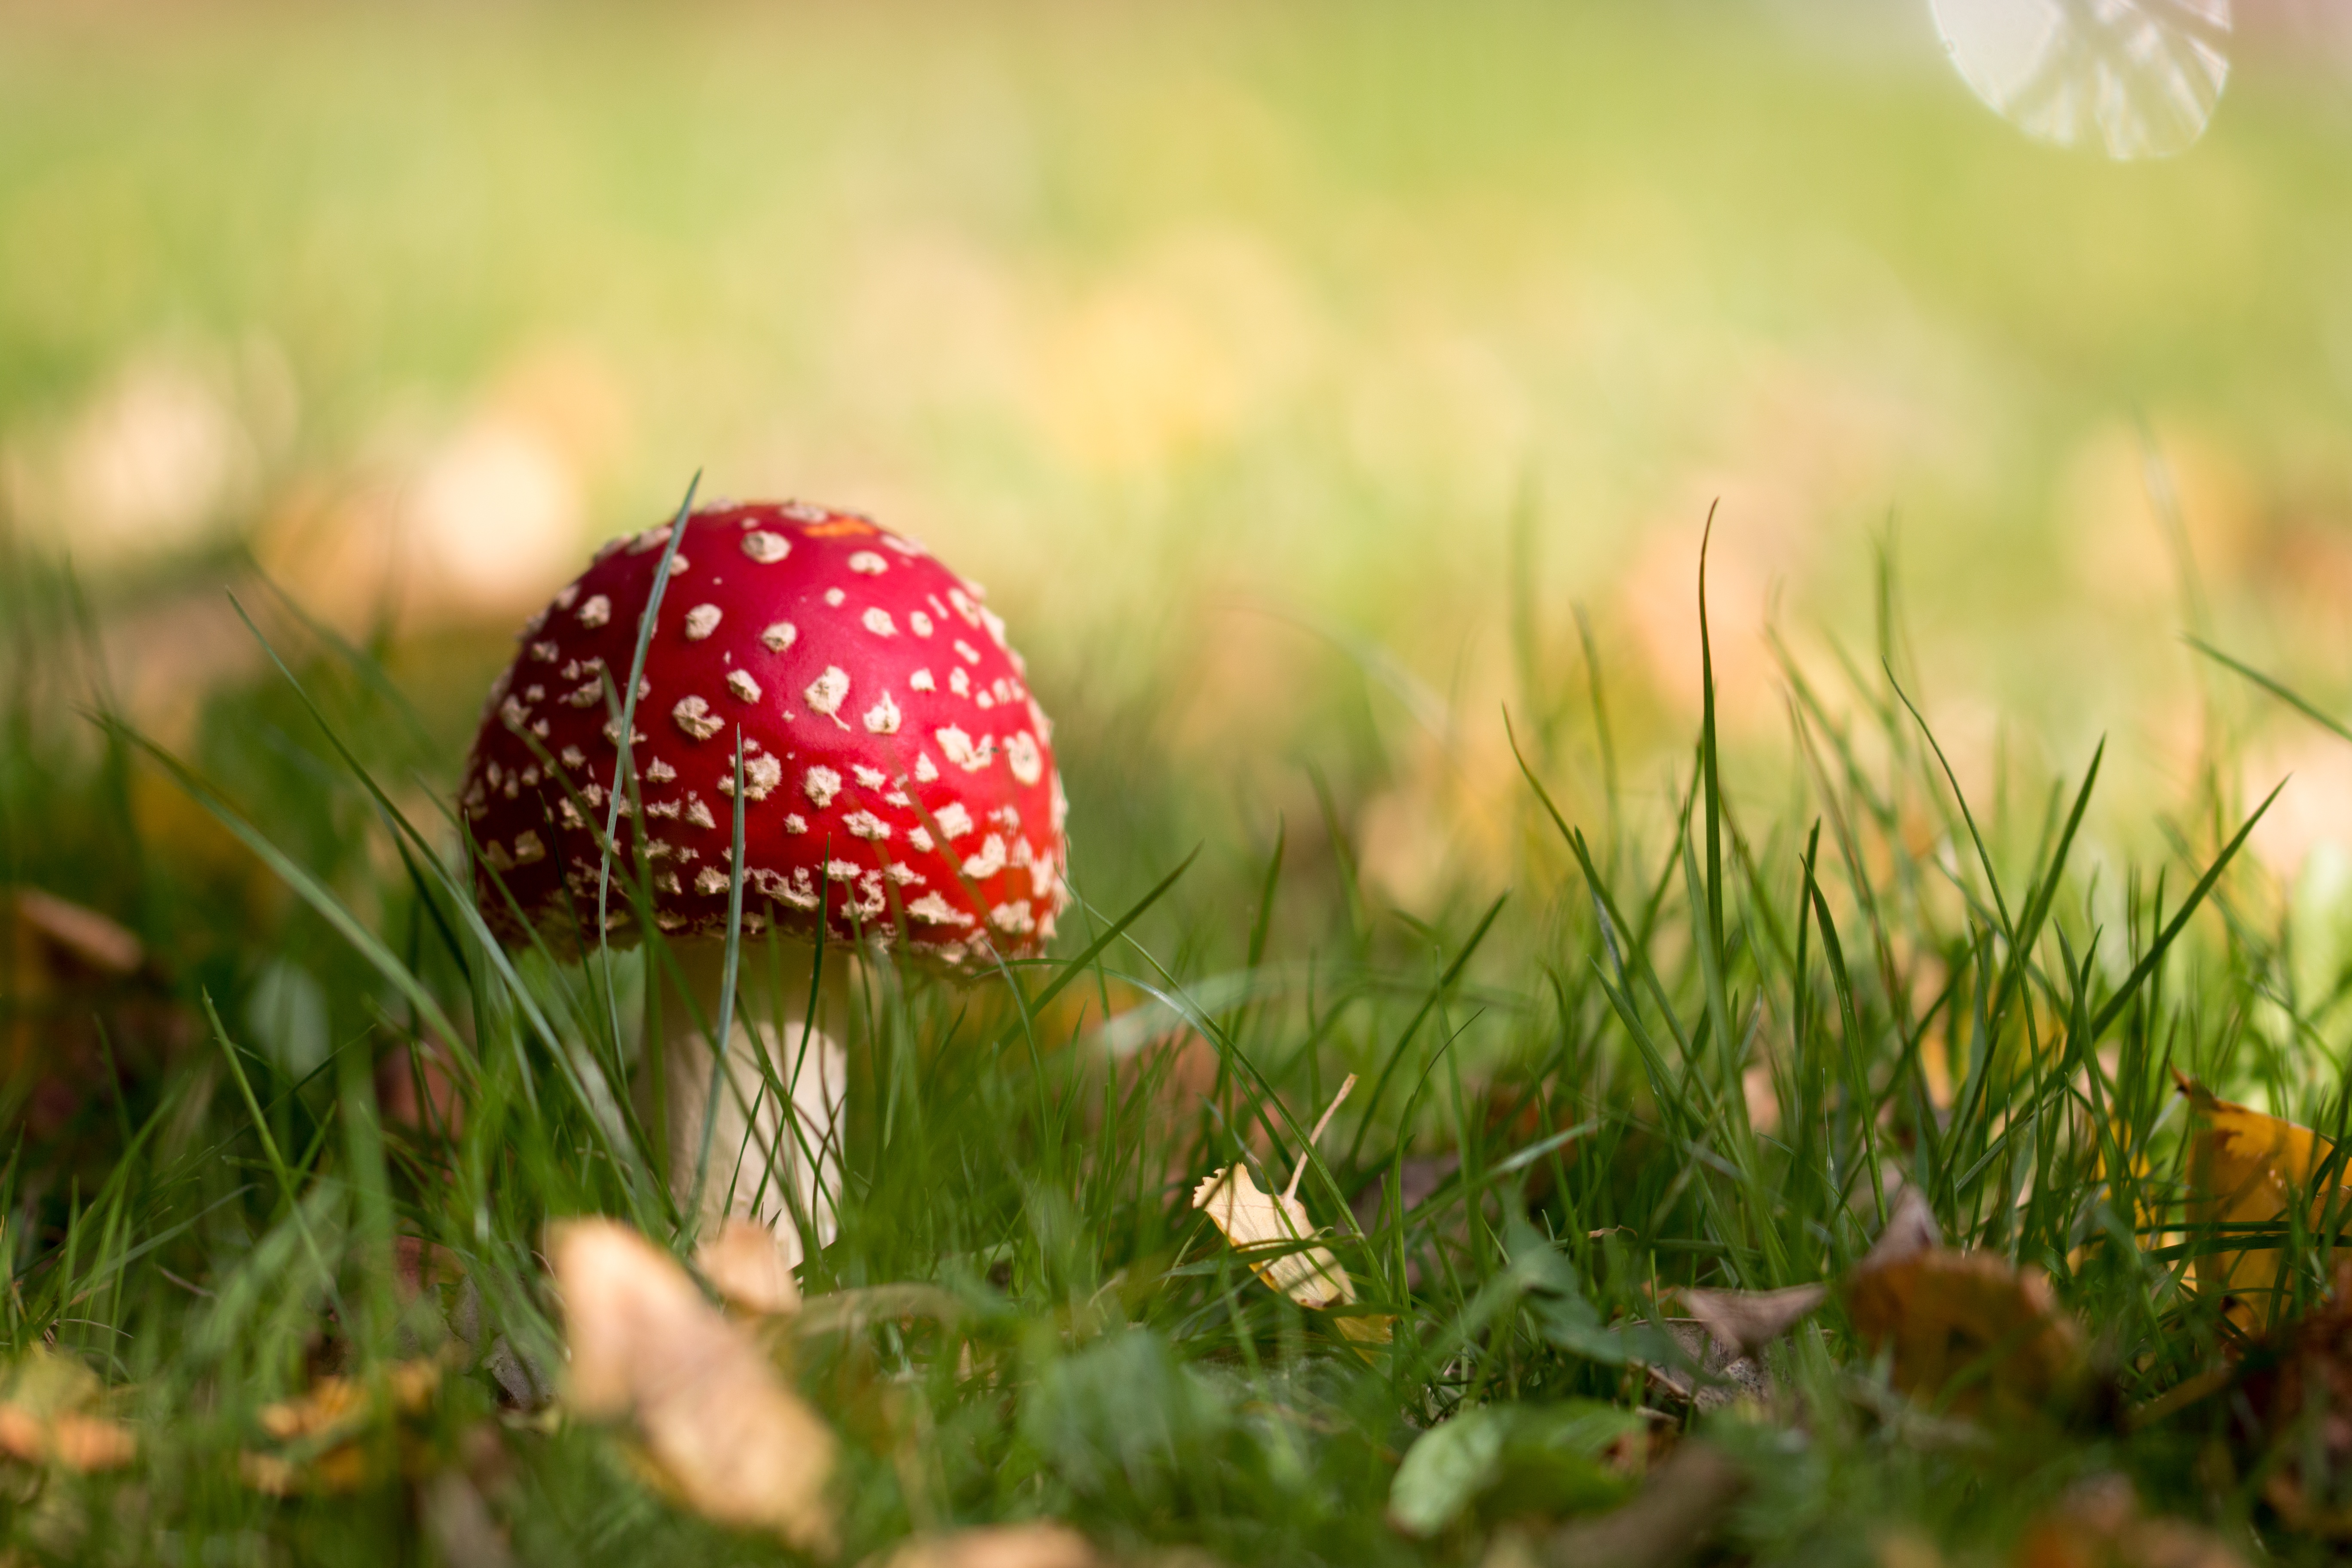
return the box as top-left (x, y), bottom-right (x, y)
top-left (459, 499), bottom-right (1069, 1250)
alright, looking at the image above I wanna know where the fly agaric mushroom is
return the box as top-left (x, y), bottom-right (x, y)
top-left (459, 499), bottom-right (1069, 1252)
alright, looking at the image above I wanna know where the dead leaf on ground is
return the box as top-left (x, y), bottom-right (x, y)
top-left (2176, 1072), bottom-right (2347, 1335)
top-left (2011, 1473), bottom-right (2245, 1568)
top-left (239, 1358), bottom-right (444, 1494)
top-left (1844, 1190), bottom-right (2082, 1420)
top-left (0, 1350), bottom-right (137, 1473)
top-left (550, 1216), bottom-right (836, 1551)
top-left (2221, 1259), bottom-right (2352, 1534)
top-left (1678, 1284), bottom-right (1827, 1361)
top-left (1484, 1440), bottom-right (1746, 1568)
top-left (697, 1218), bottom-right (803, 1317)
top-left (1191, 1075), bottom-right (1392, 1346)
top-left (867, 1522), bottom-right (1098, 1568)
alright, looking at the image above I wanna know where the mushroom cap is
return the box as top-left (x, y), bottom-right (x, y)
top-left (459, 501), bottom-right (1069, 965)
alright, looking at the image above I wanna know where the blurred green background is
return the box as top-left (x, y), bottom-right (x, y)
top-left (6, 0), bottom-right (2352, 914)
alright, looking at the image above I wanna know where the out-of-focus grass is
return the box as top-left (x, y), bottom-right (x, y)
top-left (3, 3), bottom-right (2351, 864)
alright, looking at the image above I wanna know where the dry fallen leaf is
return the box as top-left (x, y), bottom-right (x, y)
top-left (868, 1522), bottom-right (1098, 1568)
top-left (1191, 1075), bottom-right (1391, 1348)
top-left (2221, 1260), bottom-right (2352, 1534)
top-left (0, 1349), bottom-right (137, 1473)
top-left (2176, 1072), bottom-right (2346, 1333)
top-left (550, 1216), bottom-right (836, 1551)
top-left (1844, 1189), bottom-right (2082, 1419)
top-left (1191, 1163), bottom-right (1355, 1310)
top-left (2011, 1473), bottom-right (2245, 1568)
top-left (697, 1218), bottom-right (804, 1317)
top-left (1678, 1285), bottom-right (1827, 1361)
top-left (240, 1358), bottom-right (445, 1494)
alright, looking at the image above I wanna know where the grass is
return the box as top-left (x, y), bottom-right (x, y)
top-left (9, 512), bottom-right (2352, 1566)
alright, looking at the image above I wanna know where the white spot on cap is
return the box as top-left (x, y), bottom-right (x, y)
top-left (864, 692), bottom-right (902, 734)
top-left (1007, 732), bottom-right (1043, 786)
top-left (862, 607), bottom-right (896, 637)
top-left (934, 727), bottom-right (994, 772)
top-left (684, 604), bottom-right (723, 640)
top-left (483, 841), bottom-right (515, 872)
top-left (1052, 773), bottom-right (1069, 832)
top-left (844, 810), bottom-right (891, 842)
top-left (783, 813), bottom-right (808, 834)
top-left (880, 533), bottom-right (924, 557)
top-left (910, 611), bottom-right (934, 637)
top-left (989, 900), bottom-right (1034, 935)
top-left (948, 588), bottom-right (981, 626)
top-left (559, 746), bottom-right (586, 769)
top-left (949, 668), bottom-right (971, 698)
top-left (726, 669), bottom-right (762, 703)
top-left (848, 551), bottom-right (888, 575)
top-left (673, 697), bottom-right (724, 741)
top-left (961, 834), bottom-right (1008, 879)
top-left (975, 692), bottom-right (994, 710)
top-left (565, 683), bottom-right (603, 708)
top-left (761, 622), bottom-right (797, 653)
top-left (805, 667), bottom-right (850, 721)
top-left (554, 584), bottom-right (581, 610)
top-left (982, 608), bottom-right (1008, 648)
top-left (908, 893), bottom-right (973, 927)
top-left (910, 668), bottom-right (936, 692)
top-left (513, 831), bottom-right (548, 865)
top-left (499, 695), bottom-right (530, 728)
top-left (687, 798), bottom-right (717, 830)
top-left (853, 765), bottom-right (887, 789)
top-left (721, 755), bottom-right (783, 801)
top-left (824, 588), bottom-right (846, 607)
top-left (530, 640), bottom-right (560, 663)
top-left (741, 531), bottom-right (790, 564)
top-left (825, 859), bottom-right (861, 882)
top-left (954, 639), bottom-right (982, 665)
top-left (803, 766), bottom-right (842, 808)
top-left (695, 867), bottom-right (729, 896)
top-left (907, 826), bottom-right (934, 852)
top-left (628, 525), bottom-right (673, 553)
top-left (885, 864), bottom-right (922, 886)
top-left (646, 758), bottom-right (677, 783)
top-left (578, 595), bottom-right (612, 628)
top-left (914, 753), bottom-right (940, 783)
top-left (524, 685), bottom-right (546, 702)
top-left (934, 802), bottom-right (974, 840)
top-left (780, 501), bottom-right (827, 522)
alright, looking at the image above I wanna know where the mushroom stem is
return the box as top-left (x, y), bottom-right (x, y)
top-left (643, 939), bottom-right (848, 1263)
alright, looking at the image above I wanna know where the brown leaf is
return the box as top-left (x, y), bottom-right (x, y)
top-left (549, 1216), bottom-right (836, 1551)
top-left (1498, 1441), bottom-right (1746, 1568)
top-left (2011, 1475), bottom-right (2245, 1568)
top-left (2223, 1260), bottom-right (2352, 1533)
top-left (1678, 1284), bottom-right (1826, 1360)
top-left (7, 889), bottom-right (143, 977)
top-left (1844, 1197), bottom-right (2082, 1419)
top-left (697, 1218), bottom-right (803, 1317)
top-left (2176, 1072), bottom-right (2345, 1333)
top-left (868, 1522), bottom-right (1099, 1568)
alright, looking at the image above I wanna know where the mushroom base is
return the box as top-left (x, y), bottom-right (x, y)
top-left (640, 941), bottom-right (848, 1264)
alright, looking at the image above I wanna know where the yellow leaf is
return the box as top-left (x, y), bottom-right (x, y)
top-left (1191, 1164), bottom-right (1354, 1311)
top-left (549, 1217), bottom-right (836, 1552)
top-left (2177, 1072), bottom-right (2346, 1331)
top-left (1188, 1072), bottom-right (1371, 1329)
